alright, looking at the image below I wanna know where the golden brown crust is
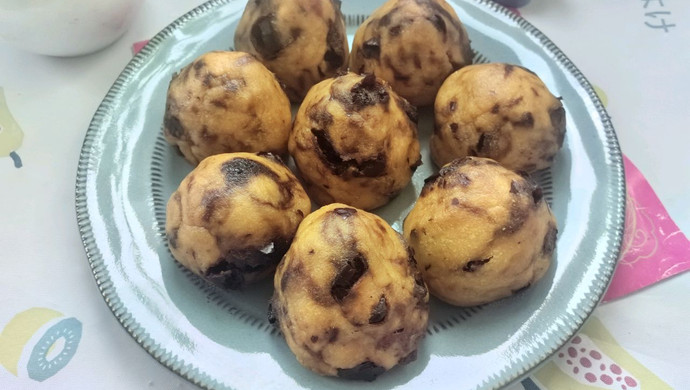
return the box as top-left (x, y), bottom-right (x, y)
top-left (165, 152), bottom-right (311, 289)
top-left (431, 63), bottom-right (566, 172)
top-left (234, 0), bottom-right (349, 102)
top-left (289, 73), bottom-right (421, 210)
top-left (271, 203), bottom-right (429, 379)
top-left (403, 157), bottom-right (557, 306)
top-left (349, 0), bottom-right (473, 106)
top-left (163, 51), bottom-right (292, 165)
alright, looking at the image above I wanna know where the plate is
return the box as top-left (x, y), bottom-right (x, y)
top-left (75, 0), bottom-right (625, 389)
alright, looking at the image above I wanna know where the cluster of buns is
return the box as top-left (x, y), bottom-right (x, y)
top-left (162, 0), bottom-right (564, 382)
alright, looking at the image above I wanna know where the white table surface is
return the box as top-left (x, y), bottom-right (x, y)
top-left (0, 0), bottom-right (688, 389)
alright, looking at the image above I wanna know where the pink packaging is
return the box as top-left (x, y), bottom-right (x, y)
top-left (132, 40), bottom-right (149, 55)
top-left (603, 155), bottom-right (690, 302)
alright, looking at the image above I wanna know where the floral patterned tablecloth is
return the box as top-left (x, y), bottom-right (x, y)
top-left (1, 0), bottom-right (688, 389)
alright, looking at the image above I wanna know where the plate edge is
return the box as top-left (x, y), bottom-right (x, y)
top-left (73, 1), bottom-right (628, 389)
top-left (467, 0), bottom-right (626, 389)
top-left (74, 1), bottom-right (239, 389)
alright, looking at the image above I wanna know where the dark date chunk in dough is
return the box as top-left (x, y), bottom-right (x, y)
top-left (205, 238), bottom-right (290, 289)
top-left (462, 257), bottom-right (492, 273)
top-left (368, 296), bottom-right (388, 324)
top-left (337, 361), bottom-right (386, 381)
top-left (404, 156), bottom-right (557, 306)
top-left (271, 203), bottom-right (429, 379)
top-left (249, 15), bottom-right (283, 60)
top-left (348, 74), bottom-right (390, 111)
top-left (310, 128), bottom-right (387, 178)
top-left (331, 254), bottom-right (368, 302)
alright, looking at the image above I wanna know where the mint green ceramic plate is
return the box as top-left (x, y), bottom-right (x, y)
top-left (76, 1), bottom-right (625, 389)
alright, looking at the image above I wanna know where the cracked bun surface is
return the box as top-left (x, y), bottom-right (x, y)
top-left (349, 0), bottom-right (473, 106)
top-left (165, 152), bottom-right (311, 289)
top-left (289, 72), bottom-right (421, 210)
top-left (163, 51), bottom-right (292, 165)
top-left (270, 203), bottom-right (429, 381)
top-left (431, 63), bottom-right (566, 172)
top-left (403, 157), bottom-right (557, 306)
top-left (234, 0), bottom-right (349, 102)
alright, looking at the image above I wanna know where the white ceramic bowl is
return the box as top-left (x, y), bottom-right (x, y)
top-left (0, 0), bottom-right (143, 56)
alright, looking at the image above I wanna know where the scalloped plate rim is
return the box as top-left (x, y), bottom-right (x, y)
top-left (75, 0), bottom-right (626, 389)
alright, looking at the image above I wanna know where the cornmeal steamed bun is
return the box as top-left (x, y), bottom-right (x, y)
top-left (289, 73), bottom-right (421, 210)
top-left (432, 63), bottom-right (566, 172)
top-left (271, 203), bottom-right (429, 381)
top-left (163, 51), bottom-right (292, 165)
top-left (234, 0), bottom-right (349, 102)
top-left (166, 152), bottom-right (311, 289)
top-left (349, 0), bottom-right (473, 106)
top-left (403, 157), bottom-right (557, 306)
